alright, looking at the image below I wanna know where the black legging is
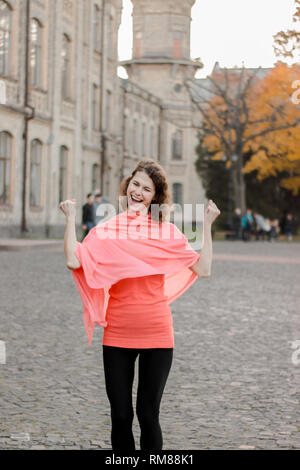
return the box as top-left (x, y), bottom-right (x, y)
top-left (102, 345), bottom-right (173, 451)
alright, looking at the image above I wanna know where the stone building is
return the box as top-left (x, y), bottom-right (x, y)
top-left (0, 0), bottom-right (205, 237)
top-left (120, 0), bottom-right (204, 224)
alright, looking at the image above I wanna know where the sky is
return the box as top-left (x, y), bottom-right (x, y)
top-left (118, 0), bottom-right (296, 78)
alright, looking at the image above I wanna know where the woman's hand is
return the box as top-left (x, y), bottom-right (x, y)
top-left (60, 199), bottom-right (81, 270)
top-left (204, 200), bottom-right (221, 225)
top-left (59, 199), bottom-right (77, 219)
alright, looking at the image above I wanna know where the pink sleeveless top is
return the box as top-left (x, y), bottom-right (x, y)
top-left (102, 274), bottom-right (174, 349)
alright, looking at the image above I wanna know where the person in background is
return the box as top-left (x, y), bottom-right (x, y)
top-left (264, 218), bottom-right (272, 241)
top-left (242, 209), bottom-right (253, 241)
top-left (270, 219), bottom-right (280, 242)
top-left (284, 213), bottom-right (293, 242)
top-left (232, 208), bottom-right (241, 240)
top-left (253, 212), bottom-right (266, 241)
top-left (81, 193), bottom-right (95, 240)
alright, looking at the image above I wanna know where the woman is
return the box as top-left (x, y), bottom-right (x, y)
top-left (59, 159), bottom-right (220, 451)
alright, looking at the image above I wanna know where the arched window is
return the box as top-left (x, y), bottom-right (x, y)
top-left (141, 121), bottom-right (146, 157)
top-left (30, 139), bottom-right (42, 206)
top-left (135, 32), bottom-right (142, 58)
top-left (93, 4), bottom-right (101, 52)
top-left (107, 14), bottom-right (113, 59)
top-left (30, 18), bottom-right (42, 87)
top-left (92, 83), bottom-right (98, 130)
top-left (0, 0), bottom-right (12, 76)
top-left (131, 118), bottom-right (138, 155)
top-left (59, 146), bottom-right (68, 203)
top-left (92, 163), bottom-right (100, 191)
top-left (173, 32), bottom-right (182, 59)
top-left (172, 183), bottom-right (183, 206)
top-left (104, 166), bottom-right (110, 196)
top-left (61, 34), bottom-right (71, 100)
top-left (136, 119), bottom-right (141, 156)
top-left (105, 89), bottom-right (111, 132)
top-left (172, 129), bottom-right (183, 160)
top-left (0, 131), bottom-right (12, 204)
top-left (149, 125), bottom-right (154, 158)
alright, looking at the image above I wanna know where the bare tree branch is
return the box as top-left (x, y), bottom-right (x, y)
top-left (244, 119), bottom-right (300, 144)
top-left (185, 81), bottom-right (232, 154)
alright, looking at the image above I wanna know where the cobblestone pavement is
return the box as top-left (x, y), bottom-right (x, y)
top-left (0, 240), bottom-right (300, 450)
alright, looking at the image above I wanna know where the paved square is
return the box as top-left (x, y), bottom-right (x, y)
top-left (0, 240), bottom-right (299, 449)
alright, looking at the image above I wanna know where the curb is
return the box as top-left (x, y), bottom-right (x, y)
top-left (0, 239), bottom-right (64, 251)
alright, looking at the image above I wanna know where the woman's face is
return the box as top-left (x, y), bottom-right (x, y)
top-left (126, 171), bottom-right (156, 214)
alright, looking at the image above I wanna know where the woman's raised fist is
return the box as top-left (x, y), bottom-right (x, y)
top-left (59, 199), bottom-right (77, 219)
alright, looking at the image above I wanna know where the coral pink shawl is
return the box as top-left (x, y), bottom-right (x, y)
top-left (72, 210), bottom-right (200, 346)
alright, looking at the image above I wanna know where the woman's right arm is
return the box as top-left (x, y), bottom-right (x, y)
top-left (189, 200), bottom-right (220, 277)
top-left (59, 200), bottom-right (81, 270)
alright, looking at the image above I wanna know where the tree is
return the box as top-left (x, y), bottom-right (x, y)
top-left (195, 135), bottom-right (229, 229)
top-left (195, 138), bottom-right (300, 233)
top-left (186, 65), bottom-right (300, 214)
top-left (243, 62), bottom-right (300, 196)
top-left (273, 0), bottom-right (300, 60)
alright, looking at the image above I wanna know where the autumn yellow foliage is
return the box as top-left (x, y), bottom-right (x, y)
top-left (199, 63), bottom-right (300, 196)
top-left (244, 63), bottom-right (300, 195)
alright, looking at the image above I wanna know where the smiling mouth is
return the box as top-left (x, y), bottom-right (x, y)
top-left (130, 195), bottom-right (143, 204)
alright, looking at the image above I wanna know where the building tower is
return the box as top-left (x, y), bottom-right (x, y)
top-left (120, 0), bottom-right (204, 220)
top-left (122, 0), bottom-right (200, 101)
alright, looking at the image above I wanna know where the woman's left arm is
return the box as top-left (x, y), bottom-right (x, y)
top-left (189, 200), bottom-right (220, 278)
top-left (59, 199), bottom-right (81, 270)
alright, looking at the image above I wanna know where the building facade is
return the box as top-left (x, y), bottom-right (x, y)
top-left (0, 0), bottom-right (205, 237)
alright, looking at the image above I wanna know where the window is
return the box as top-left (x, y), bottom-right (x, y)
top-left (92, 163), bottom-right (100, 191)
top-left (81, 160), bottom-right (85, 201)
top-left (30, 18), bottom-right (42, 87)
top-left (61, 34), bottom-right (71, 100)
top-left (0, 0), bottom-right (12, 76)
top-left (92, 84), bottom-right (99, 130)
top-left (107, 15), bottom-right (113, 59)
top-left (105, 89), bottom-right (111, 132)
top-left (30, 139), bottom-right (42, 206)
top-left (149, 125), bottom-right (154, 158)
top-left (172, 129), bottom-right (183, 160)
top-left (141, 122), bottom-right (146, 156)
top-left (172, 183), bottom-right (183, 206)
top-left (173, 32), bottom-right (182, 59)
top-left (82, 79), bottom-right (87, 125)
top-left (131, 118), bottom-right (138, 154)
top-left (104, 166), bottom-right (110, 196)
top-left (136, 120), bottom-right (141, 156)
top-left (93, 4), bottom-right (101, 52)
top-left (0, 131), bottom-right (11, 204)
top-left (135, 32), bottom-right (142, 58)
top-left (59, 146), bottom-right (68, 203)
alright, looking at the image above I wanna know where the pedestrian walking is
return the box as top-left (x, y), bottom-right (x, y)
top-left (59, 158), bottom-right (220, 451)
top-left (81, 193), bottom-right (96, 240)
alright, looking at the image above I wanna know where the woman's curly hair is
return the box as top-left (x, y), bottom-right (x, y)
top-left (119, 159), bottom-right (173, 223)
